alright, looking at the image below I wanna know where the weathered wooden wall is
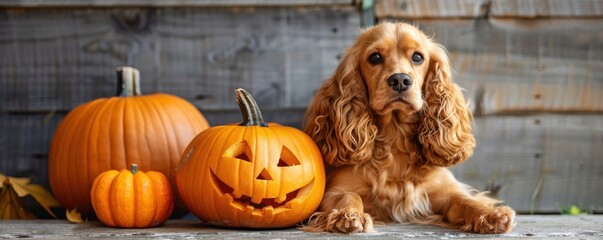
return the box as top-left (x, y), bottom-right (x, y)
top-left (1, 0), bottom-right (602, 215)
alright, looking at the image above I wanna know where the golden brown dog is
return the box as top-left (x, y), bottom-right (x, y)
top-left (302, 22), bottom-right (515, 234)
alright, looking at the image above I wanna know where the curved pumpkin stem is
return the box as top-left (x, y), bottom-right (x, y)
top-left (116, 66), bottom-right (142, 97)
top-left (236, 88), bottom-right (268, 127)
top-left (130, 164), bottom-right (138, 174)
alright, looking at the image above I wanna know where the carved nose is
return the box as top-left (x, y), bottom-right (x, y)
top-left (256, 168), bottom-right (272, 181)
top-left (387, 73), bottom-right (413, 92)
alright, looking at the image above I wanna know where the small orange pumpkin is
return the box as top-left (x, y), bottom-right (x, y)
top-left (49, 67), bottom-right (209, 215)
top-left (91, 164), bottom-right (173, 228)
top-left (176, 88), bottom-right (325, 228)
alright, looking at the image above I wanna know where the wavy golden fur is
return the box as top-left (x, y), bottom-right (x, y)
top-left (302, 22), bottom-right (515, 234)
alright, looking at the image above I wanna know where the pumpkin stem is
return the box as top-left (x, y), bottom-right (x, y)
top-left (236, 88), bottom-right (268, 127)
top-left (116, 66), bottom-right (142, 97)
top-left (130, 164), bottom-right (138, 174)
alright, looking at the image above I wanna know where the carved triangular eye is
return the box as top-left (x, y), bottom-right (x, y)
top-left (224, 141), bottom-right (251, 162)
top-left (277, 146), bottom-right (301, 167)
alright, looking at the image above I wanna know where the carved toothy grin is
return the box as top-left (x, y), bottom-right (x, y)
top-left (210, 170), bottom-right (314, 212)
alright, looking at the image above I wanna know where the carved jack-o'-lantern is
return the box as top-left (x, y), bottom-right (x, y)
top-left (175, 88), bottom-right (325, 228)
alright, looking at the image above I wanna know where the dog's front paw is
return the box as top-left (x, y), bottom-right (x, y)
top-left (325, 207), bottom-right (374, 233)
top-left (462, 206), bottom-right (515, 234)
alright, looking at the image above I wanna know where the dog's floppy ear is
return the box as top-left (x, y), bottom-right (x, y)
top-left (304, 47), bottom-right (377, 167)
top-left (418, 44), bottom-right (476, 167)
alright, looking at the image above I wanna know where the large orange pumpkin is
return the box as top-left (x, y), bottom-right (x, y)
top-left (91, 164), bottom-right (173, 228)
top-left (49, 67), bottom-right (209, 214)
top-left (176, 88), bottom-right (325, 228)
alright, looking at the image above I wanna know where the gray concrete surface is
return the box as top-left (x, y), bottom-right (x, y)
top-left (1, 215), bottom-right (601, 239)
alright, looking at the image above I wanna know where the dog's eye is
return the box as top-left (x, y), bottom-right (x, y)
top-left (411, 52), bottom-right (423, 64)
top-left (368, 52), bottom-right (383, 64)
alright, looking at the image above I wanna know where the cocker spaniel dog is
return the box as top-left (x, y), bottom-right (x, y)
top-left (302, 22), bottom-right (515, 234)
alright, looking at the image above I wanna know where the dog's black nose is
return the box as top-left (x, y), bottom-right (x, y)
top-left (387, 73), bottom-right (413, 92)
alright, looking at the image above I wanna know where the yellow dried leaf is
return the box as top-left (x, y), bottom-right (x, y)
top-left (5, 177), bottom-right (31, 197)
top-left (0, 173), bottom-right (60, 218)
top-left (18, 183), bottom-right (60, 218)
top-left (0, 178), bottom-right (36, 219)
top-left (66, 208), bottom-right (86, 223)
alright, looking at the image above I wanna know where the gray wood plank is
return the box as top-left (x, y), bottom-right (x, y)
top-left (375, 0), bottom-right (487, 19)
top-left (451, 52), bottom-right (603, 114)
top-left (408, 19), bottom-right (603, 114)
top-left (450, 114), bottom-right (603, 213)
top-left (375, 0), bottom-right (603, 19)
top-left (491, 0), bottom-right (603, 17)
top-left (0, 7), bottom-right (360, 112)
top-left (0, 0), bottom-right (355, 7)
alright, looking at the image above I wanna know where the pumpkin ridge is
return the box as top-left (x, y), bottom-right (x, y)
top-left (149, 95), bottom-right (182, 179)
top-left (108, 171), bottom-right (122, 227)
top-left (143, 95), bottom-right (173, 180)
top-left (109, 170), bottom-right (127, 227)
top-left (122, 98), bottom-right (139, 171)
top-left (91, 170), bottom-right (119, 227)
top-left (165, 94), bottom-right (211, 168)
top-left (132, 168), bottom-right (139, 227)
top-left (146, 93), bottom-right (190, 181)
top-left (133, 166), bottom-right (154, 228)
top-left (160, 94), bottom-right (190, 166)
top-left (99, 98), bottom-right (116, 173)
top-left (69, 99), bottom-right (107, 211)
top-left (130, 97), bottom-right (152, 173)
top-left (88, 98), bottom-right (117, 192)
top-left (147, 171), bottom-right (173, 226)
top-left (112, 98), bottom-right (127, 171)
